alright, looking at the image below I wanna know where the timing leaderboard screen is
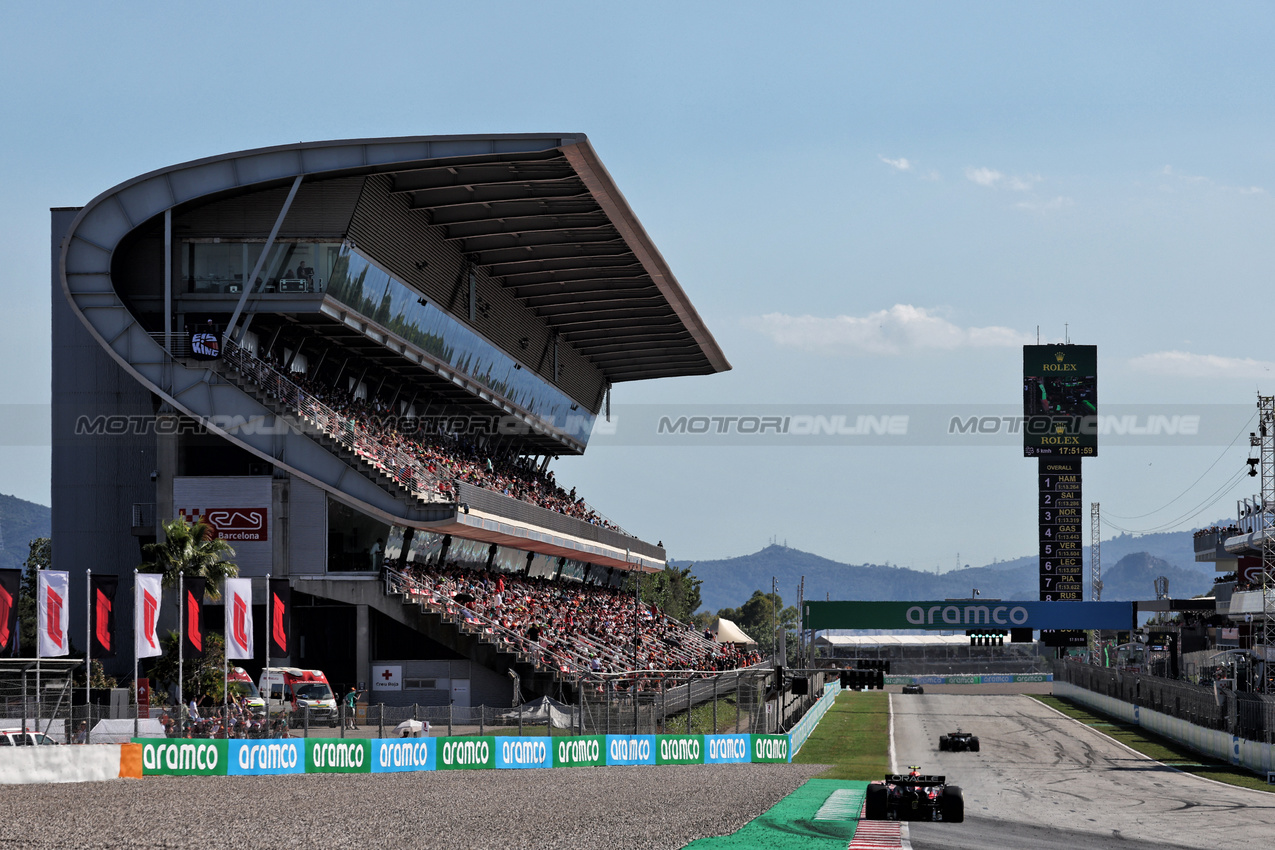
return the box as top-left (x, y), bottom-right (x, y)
top-left (1023, 344), bottom-right (1097, 457)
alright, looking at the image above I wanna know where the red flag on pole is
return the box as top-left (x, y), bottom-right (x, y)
top-left (183, 577), bottom-right (205, 658)
top-left (89, 574), bottom-right (118, 658)
top-left (269, 578), bottom-right (290, 658)
top-left (0, 569), bottom-right (20, 656)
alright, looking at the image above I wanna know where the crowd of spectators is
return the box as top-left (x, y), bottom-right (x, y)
top-left (1195, 524), bottom-right (1240, 540)
top-left (226, 342), bottom-right (624, 533)
top-left (391, 561), bottom-right (762, 680)
top-left (158, 696), bottom-right (287, 739)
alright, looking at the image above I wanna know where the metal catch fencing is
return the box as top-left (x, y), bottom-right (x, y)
top-left (0, 668), bottom-right (787, 744)
top-left (1055, 660), bottom-right (1275, 742)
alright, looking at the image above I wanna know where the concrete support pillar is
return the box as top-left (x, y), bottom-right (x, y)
top-left (356, 604), bottom-right (370, 688)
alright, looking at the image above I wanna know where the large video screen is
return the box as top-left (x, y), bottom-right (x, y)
top-left (1023, 345), bottom-right (1097, 457)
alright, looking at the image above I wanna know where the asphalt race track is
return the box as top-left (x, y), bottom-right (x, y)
top-left (893, 693), bottom-right (1275, 850)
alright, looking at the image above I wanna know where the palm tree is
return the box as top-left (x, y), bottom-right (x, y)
top-left (139, 517), bottom-right (239, 597)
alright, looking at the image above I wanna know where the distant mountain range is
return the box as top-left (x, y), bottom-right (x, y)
top-left (0, 493), bottom-right (51, 572)
top-left (679, 524), bottom-right (1220, 614)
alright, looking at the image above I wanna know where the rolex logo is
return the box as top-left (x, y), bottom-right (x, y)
top-left (1055, 352), bottom-right (1064, 362)
top-left (1056, 426), bottom-right (1064, 434)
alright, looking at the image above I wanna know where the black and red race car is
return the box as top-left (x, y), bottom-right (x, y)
top-left (864, 767), bottom-right (964, 823)
top-left (939, 729), bottom-right (980, 752)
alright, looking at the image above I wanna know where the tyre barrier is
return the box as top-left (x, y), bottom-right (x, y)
top-left (131, 734), bottom-right (793, 776)
top-left (0, 743), bottom-right (142, 785)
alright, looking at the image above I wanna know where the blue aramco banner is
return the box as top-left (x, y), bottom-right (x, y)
top-left (228, 739), bottom-right (305, 775)
top-left (804, 600), bottom-right (1134, 631)
top-left (372, 738), bottom-right (435, 772)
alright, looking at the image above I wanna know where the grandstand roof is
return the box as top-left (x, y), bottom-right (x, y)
top-left (82, 134), bottom-right (730, 388)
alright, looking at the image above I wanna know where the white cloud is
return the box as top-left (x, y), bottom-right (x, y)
top-left (1128, 350), bottom-right (1275, 379)
top-left (965, 166), bottom-right (1003, 187)
top-left (965, 165), bottom-right (1039, 192)
top-left (745, 305), bottom-right (1032, 355)
top-left (879, 155), bottom-right (912, 172)
top-left (1015, 196), bottom-right (1074, 212)
top-left (1161, 165), bottom-right (1267, 196)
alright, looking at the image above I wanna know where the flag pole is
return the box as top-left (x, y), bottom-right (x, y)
top-left (222, 581), bottom-right (228, 738)
top-left (133, 568), bottom-right (139, 739)
top-left (265, 572), bottom-right (271, 729)
top-left (178, 573), bottom-right (183, 737)
top-left (85, 568), bottom-right (91, 742)
top-left (35, 569), bottom-right (42, 737)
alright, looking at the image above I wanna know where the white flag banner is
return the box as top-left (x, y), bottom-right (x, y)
top-left (36, 571), bottom-right (70, 658)
top-left (224, 578), bottom-right (253, 660)
top-left (135, 573), bottom-right (163, 659)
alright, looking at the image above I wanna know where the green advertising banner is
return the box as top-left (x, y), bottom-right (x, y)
top-left (306, 738), bottom-right (371, 773)
top-left (751, 735), bottom-right (791, 763)
top-left (804, 600), bottom-right (1132, 631)
top-left (552, 735), bottom-right (606, 767)
top-left (138, 739), bottom-right (228, 776)
top-left (436, 736), bottom-right (496, 770)
top-left (655, 735), bottom-right (704, 765)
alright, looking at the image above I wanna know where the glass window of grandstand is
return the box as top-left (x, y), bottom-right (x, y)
top-left (181, 240), bottom-right (342, 295)
top-left (406, 530), bottom-right (446, 567)
top-left (489, 545), bottom-right (530, 575)
top-left (326, 496), bottom-right (391, 572)
top-left (527, 553), bottom-right (560, 580)
top-left (447, 537), bottom-right (495, 571)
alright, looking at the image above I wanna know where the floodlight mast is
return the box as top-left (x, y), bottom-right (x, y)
top-left (1258, 396), bottom-right (1275, 694)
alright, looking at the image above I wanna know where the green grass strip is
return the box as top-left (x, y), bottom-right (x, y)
top-left (1032, 694), bottom-right (1275, 794)
top-left (793, 690), bottom-right (891, 780)
top-left (682, 779), bottom-right (867, 849)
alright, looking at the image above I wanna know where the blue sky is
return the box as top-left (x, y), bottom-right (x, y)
top-left (3, 2), bottom-right (1275, 570)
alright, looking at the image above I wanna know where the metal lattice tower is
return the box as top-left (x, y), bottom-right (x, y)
top-left (1090, 502), bottom-right (1101, 602)
top-left (1257, 395), bottom-right (1275, 693)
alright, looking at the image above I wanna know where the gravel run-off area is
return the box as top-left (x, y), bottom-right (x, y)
top-left (0, 763), bottom-right (829, 850)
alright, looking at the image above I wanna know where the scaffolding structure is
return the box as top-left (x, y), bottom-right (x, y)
top-left (1258, 395), bottom-right (1275, 693)
top-left (1090, 502), bottom-right (1101, 602)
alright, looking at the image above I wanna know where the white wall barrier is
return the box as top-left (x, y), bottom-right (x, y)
top-left (1055, 681), bottom-right (1275, 778)
top-left (0, 743), bottom-right (140, 785)
top-left (789, 679), bottom-right (842, 757)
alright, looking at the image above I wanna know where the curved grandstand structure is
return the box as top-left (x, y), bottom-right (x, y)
top-left (52, 134), bottom-right (730, 706)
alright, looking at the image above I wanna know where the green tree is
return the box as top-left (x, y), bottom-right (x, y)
top-left (17, 537), bottom-right (51, 652)
top-left (148, 630), bottom-right (226, 705)
top-left (625, 564), bottom-right (705, 624)
top-left (717, 590), bottom-right (799, 663)
top-left (139, 517), bottom-right (238, 597)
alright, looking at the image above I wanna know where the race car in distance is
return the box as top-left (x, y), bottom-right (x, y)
top-left (864, 767), bottom-right (963, 823)
top-left (902, 684), bottom-right (924, 694)
top-left (938, 730), bottom-right (980, 752)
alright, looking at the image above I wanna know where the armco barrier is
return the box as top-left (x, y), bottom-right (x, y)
top-left (132, 733), bottom-right (796, 777)
top-left (788, 679), bottom-right (841, 757)
top-left (0, 743), bottom-right (141, 785)
top-left (1055, 681), bottom-right (1275, 777)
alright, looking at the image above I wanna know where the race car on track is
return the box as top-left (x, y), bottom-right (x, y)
top-left (902, 684), bottom-right (924, 694)
top-left (864, 767), bottom-right (963, 823)
top-left (938, 729), bottom-right (979, 752)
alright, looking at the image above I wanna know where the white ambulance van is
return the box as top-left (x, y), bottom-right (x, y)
top-left (259, 667), bottom-right (338, 727)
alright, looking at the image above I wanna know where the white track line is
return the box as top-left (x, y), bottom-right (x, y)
top-left (884, 692), bottom-right (913, 850)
